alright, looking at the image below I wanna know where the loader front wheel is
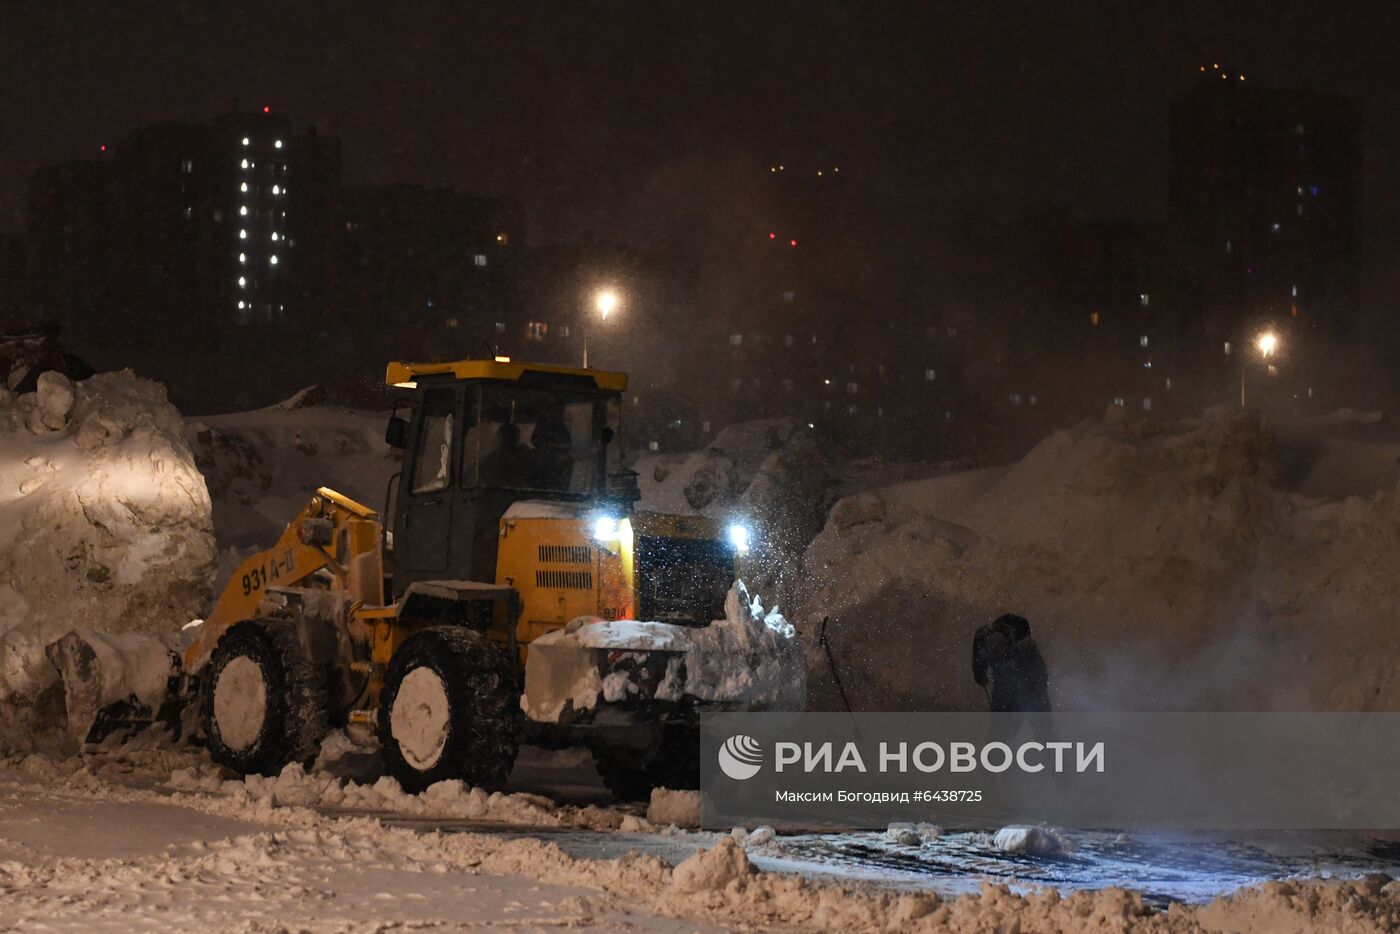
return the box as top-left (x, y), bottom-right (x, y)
top-left (378, 626), bottom-right (522, 794)
top-left (592, 724), bottom-right (700, 802)
top-left (203, 620), bottom-right (329, 777)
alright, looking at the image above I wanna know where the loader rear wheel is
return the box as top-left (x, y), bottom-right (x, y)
top-left (203, 620), bottom-right (329, 777)
top-left (592, 724), bottom-right (700, 802)
top-left (378, 626), bottom-right (522, 794)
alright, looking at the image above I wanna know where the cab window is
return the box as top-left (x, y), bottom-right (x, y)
top-left (410, 389), bottom-right (455, 494)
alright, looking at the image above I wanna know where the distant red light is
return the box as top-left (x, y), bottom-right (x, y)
top-left (263, 105), bottom-right (270, 113)
top-left (769, 232), bottom-right (776, 239)
top-left (790, 239), bottom-right (797, 247)
top-left (99, 145), bottom-right (106, 152)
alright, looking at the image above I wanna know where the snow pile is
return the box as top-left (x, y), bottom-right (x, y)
top-left (0, 371), bottom-right (216, 751)
top-left (167, 761), bottom-right (635, 831)
top-left (647, 788), bottom-right (701, 828)
top-left (523, 581), bottom-right (805, 722)
top-left (185, 392), bottom-right (396, 589)
top-left (993, 825), bottom-right (1065, 855)
top-left (800, 407), bottom-right (1400, 712)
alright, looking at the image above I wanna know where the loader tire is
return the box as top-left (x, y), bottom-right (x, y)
top-left (378, 626), bottom-right (522, 794)
top-left (592, 724), bottom-right (700, 802)
top-left (203, 620), bottom-right (329, 777)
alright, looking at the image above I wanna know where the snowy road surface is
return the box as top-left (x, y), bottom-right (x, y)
top-left (7, 742), bottom-right (1400, 931)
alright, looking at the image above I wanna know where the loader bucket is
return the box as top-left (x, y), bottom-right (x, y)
top-left (45, 631), bottom-right (189, 745)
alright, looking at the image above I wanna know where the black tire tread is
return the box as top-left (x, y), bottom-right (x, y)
top-left (592, 725), bottom-right (700, 802)
top-left (377, 626), bottom-right (522, 794)
top-left (202, 619), bottom-right (329, 777)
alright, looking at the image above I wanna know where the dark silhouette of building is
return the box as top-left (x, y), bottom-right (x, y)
top-left (27, 107), bottom-right (341, 409)
top-left (1169, 66), bottom-right (1363, 408)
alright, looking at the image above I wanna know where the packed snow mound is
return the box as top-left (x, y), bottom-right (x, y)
top-left (522, 582), bottom-right (805, 722)
top-left (185, 394), bottom-right (397, 590)
top-left (800, 408), bottom-right (1400, 712)
top-left (647, 788), bottom-right (701, 828)
top-left (0, 371), bottom-right (216, 750)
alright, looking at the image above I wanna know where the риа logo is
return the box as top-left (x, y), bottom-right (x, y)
top-left (718, 734), bottom-right (764, 780)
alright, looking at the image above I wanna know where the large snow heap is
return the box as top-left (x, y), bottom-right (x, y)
top-left (800, 406), bottom-right (1400, 712)
top-left (0, 371), bottom-right (216, 749)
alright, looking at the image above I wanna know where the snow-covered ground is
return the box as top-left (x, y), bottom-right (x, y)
top-left (7, 739), bottom-right (1400, 931)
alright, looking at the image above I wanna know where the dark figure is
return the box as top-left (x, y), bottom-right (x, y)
top-left (972, 614), bottom-right (1052, 713)
top-left (528, 415), bottom-right (574, 490)
top-left (479, 422), bottom-right (530, 487)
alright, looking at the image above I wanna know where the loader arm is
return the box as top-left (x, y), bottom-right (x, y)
top-left (185, 487), bottom-right (384, 671)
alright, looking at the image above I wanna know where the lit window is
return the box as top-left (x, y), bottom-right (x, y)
top-left (1090, 312), bottom-right (1100, 326)
top-left (473, 254), bottom-right (487, 267)
top-left (702, 420), bottom-right (711, 433)
top-left (494, 321), bottom-right (506, 334)
top-left (1225, 239), bottom-right (1232, 253)
top-left (560, 325), bottom-right (570, 337)
top-left (239, 229), bottom-right (247, 239)
top-left (1143, 397), bottom-right (1152, 411)
top-left (1165, 377), bottom-right (1173, 390)
top-left (1223, 341), bottom-right (1232, 355)
top-left (1029, 395), bottom-right (1038, 406)
top-left (1297, 204), bottom-right (1304, 216)
top-left (1139, 335), bottom-right (1149, 348)
top-left (239, 253), bottom-right (246, 264)
top-left (269, 255), bottom-right (278, 265)
top-left (274, 139), bottom-right (283, 149)
top-left (1144, 360), bottom-right (1152, 369)
top-left (239, 205), bottom-right (248, 216)
top-left (242, 137), bottom-right (250, 146)
top-left (238, 300), bottom-right (245, 309)
top-left (525, 321), bottom-right (548, 341)
top-left (240, 182), bottom-right (248, 193)
top-left (272, 185), bottom-right (280, 195)
top-left (1271, 223), bottom-right (1280, 233)
top-left (1113, 397), bottom-right (1125, 407)
top-left (496, 232), bottom-right (508, 244)
top-left (271, 232), bottom-right (279, 241)
top-left (446, 317), bottom-right (459, 329)
top-left (1009, 393), bottom-right (1022, 405)
top-left (729, 334), bottom-right (743, 346)
top-left (783, 291), bottom-right (795, 303)
top-left (181, 158), bottom-right (193, 173)
top-left (183, 206), bottom-right (192, 219)
top-left (648, 441), bottom-right (660, 452)
top-left (846, 382), bottom-right (859, 395)
top-left (1291, 284), bottom-right (1298, 297)
top-left (241, 159), bottom-right (249, 169)
top-left (238, 276), bottom-right (246, 287)
top-left (1307, 387), bottom-right (1314, 399)
top-left (847, 406), bottom-right (857, 416)
top-left (1139, 293), bottom-right (1150, 306)
top-left (925, 369), bottom-right (937, 381)
top-left (783, 334), bottom-right (793, 346)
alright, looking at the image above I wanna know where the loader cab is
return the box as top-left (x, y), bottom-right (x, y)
top-left (385, 358), bottom-right (627, 592)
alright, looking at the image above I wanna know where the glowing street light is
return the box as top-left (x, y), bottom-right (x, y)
top-left (584, 288), bottom-right (622, 368)
top-left (1241, 330), bottom-right (1281, 407)
top-left (595, 289), bottom-right (620, 320)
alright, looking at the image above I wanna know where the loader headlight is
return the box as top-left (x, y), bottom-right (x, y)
top-left (593, 516), bottom-right (622, 541)
top-left (727, 523), bottom-right (752, 555)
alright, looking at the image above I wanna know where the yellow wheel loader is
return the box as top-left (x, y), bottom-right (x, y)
top-left (58, 357), bottom-right (785, 799)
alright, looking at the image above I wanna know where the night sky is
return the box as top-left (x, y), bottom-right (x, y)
top-left (4, 1), bottom-right (1399, 251)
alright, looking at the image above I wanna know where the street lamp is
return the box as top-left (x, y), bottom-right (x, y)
top-left (1241, 330), bottom-right (1280, 407)
top-left (583, 288), bottom-right (620, 368)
